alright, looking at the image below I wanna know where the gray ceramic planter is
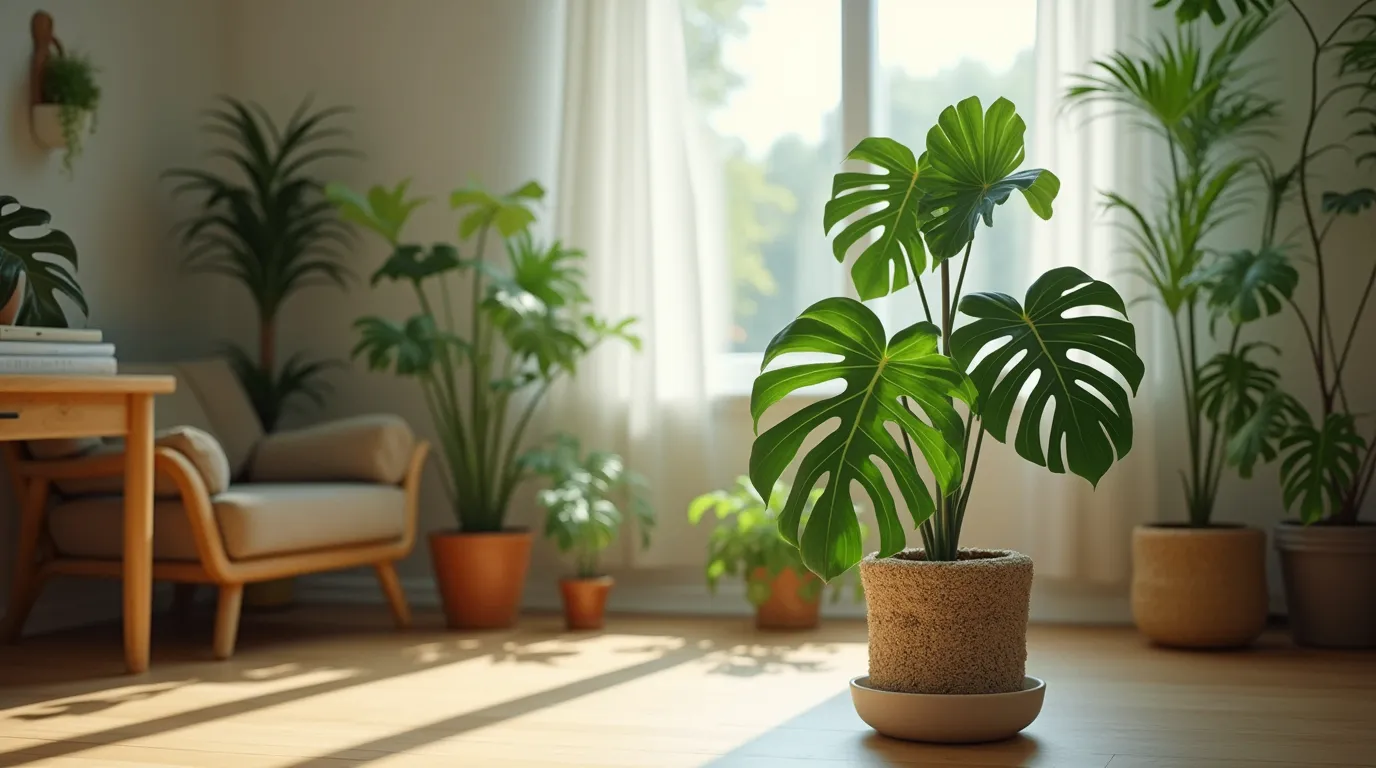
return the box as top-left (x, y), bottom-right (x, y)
top-left (1275, 522), bottom-right (1376, 649)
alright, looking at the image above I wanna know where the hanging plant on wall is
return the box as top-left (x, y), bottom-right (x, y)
top-left (165, 98), bottom-right (357, 431)
top-left (39, 52), bottom-right (101, 175)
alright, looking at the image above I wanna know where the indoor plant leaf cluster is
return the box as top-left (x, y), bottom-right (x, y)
top-left (165, 97), bottom-right (356, 431)
top-left (329, 178), bottom-right (639, 533)
top-left (748, 95), bottom-right (1144, 579)
top-left (41, 51), bottom-right (100, 175)
top-left (0, 196), bottom-right (87, 327)
top-left (688, 477), bottom-right (864, 606)
top-left (1066, 13), bottom-right (1286, 527)
top-left (522, 433), bottom-right (653, 578)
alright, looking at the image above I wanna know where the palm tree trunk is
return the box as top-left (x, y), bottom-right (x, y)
top-left (259, 314), bottom-right (276, 374)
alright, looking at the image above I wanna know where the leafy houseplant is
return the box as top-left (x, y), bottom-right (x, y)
top-left (1162, 0), bottom-right (1376, 648)
top-left (329, 179), bottom-right (638, 629)
top-left (523, 434), bottom-right (653, 630)
top-left (39, 51), bottom-right (100, 175)
top-left (689, 477), bottom-right (862, 630)
top-left (1066, 12), bottom-right (1285, 648)
top-left (166, 98), bottom-right (355, 432)
top-left (748, 96), bottom-right (1142, 739)
top-left (0, 197), bottom-right (86, 326)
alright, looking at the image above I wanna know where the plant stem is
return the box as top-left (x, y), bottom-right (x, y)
top-left (469, 225), bottom-right (493, 524)
top-left (950, 241), bottom-right (974, 317)
top-left (1291, 0), bottom-right (1333, 413)
top-left (908, 251), bottom-right (934, 324)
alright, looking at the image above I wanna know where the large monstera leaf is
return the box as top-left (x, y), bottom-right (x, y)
top-left (1279, 412), bottom-right (1365, 524)
top-left (0, 197), bottom-right (87, 327)
top-left (951, 266), bottom-right (1144, 486)
top-left (822, 138), bottom-right (927, 300)
top-left (749, 297), bottom-right (975, 580)
top-left (916, 96), bottom-right (1060, 262)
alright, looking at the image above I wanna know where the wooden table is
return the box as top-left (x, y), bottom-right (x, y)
top-left (0, 374), bottom-right (176, 673)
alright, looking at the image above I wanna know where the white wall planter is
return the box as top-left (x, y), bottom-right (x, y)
top-left (31, 104), bottom-right (89, 150)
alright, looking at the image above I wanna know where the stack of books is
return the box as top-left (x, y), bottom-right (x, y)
top-left (0, 327), bottom-right (116, 375)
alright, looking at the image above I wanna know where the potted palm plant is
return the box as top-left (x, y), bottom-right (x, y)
top-left (523, 434), bottom-right (654, 630)
top-left (0, 196), bottom-right (86, 326)
top-left (689, 477), bottom-right (862, 630)
top-left (748, 96), bottom-right (1144, 743)
top-left (1066, 11), bottom-right (1285, 648)
top-left (329, 179), bottom-right (638, 629)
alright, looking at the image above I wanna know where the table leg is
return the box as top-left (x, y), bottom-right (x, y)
top-left (123, 393), bottom-right (155, 673)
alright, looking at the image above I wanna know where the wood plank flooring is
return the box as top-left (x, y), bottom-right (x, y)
top-left (0, 605), bottom-right (1373, 767)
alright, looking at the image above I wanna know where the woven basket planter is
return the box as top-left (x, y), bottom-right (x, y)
top-left (859, 549), bottom-right (1033, 695)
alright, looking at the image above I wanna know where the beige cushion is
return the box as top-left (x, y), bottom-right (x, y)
top-left (175, 359), bottom-right (264, 478)
top-left (249, 415), bottom-right (415, 485)
top-left (53, 427), bottom-right (231, 498)
top-left (47, 483), bottom-right (406, 561)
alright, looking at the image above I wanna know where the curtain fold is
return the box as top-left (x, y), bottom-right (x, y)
top-left (553, 0), bottom-right (726, 568)
top-left (954, 0), bottom-right (1164, 585)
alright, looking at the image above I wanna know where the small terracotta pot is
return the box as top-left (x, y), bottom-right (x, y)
top-left (0, 273), bottom-right (25, 324)
top-left (429, 529), bottom-right (532, 629)
top-left (559, 576), bottom-right (614, 631)
top-left (860, 549), bottom-right (1033, 695)
top-left (1276, 521), bottom-right (1376, 649)
top-left (1131, 524), bottom-right (1267, 649)
top-left (751, 566), bottom-right (821, 630)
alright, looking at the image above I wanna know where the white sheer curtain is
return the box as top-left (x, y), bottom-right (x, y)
top-left (553, 0), bottom-right (727, 567)
top-left (958, 0), bottom-right (1164, 585)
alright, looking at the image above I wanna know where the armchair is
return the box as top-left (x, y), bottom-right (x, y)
top-left (3, 359), bottom-right (429, 659)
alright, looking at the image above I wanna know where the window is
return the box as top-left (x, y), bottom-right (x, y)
top-left (682, 0), bottom-right (1039, 390)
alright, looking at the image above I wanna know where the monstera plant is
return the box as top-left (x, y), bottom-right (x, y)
top-left (747, 96), bottom-right (1142, 729)
top-left (0, 196), bottom-right (86, 327)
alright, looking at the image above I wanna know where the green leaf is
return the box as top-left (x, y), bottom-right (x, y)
top-left (327, 179), bottom-right (428, 245)
top-left (1320, 188), bottom-right (1376, 216)
top-left (822, 138), bottom-right (927, 300)
top-left (0, 197), bottom-right (87, 328)
top-left (1278, 412), bottom-right (1365, 524)
top-left (1154, 0), bottom-right (1276, 25)
top-left (1193, 247), bottom-right (1297, 324)
top-left (370, 243), bottom-right (460, 286)
top-left (1227, 388), bottom-right (1301, 478)
top-left (1199, 342), bottom-right (1280, 436)
top-left (748, 297), bottom-right (974, 580)
top-left (951, 266), bottom-right (1144, 486)
top-left (450, 181), bottom-right (545, 239)
top-left (351, 314), bottom-right (450, 376)
top-left (916, 96), bottom-right (1060, 262)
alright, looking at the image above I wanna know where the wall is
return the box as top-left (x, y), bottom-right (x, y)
top-left (0, 0), bottom-right (232, 634)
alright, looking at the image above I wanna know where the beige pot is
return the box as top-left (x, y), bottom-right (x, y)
top-left (850, 675), bottom-right (1045, 744)
top-left (31, 104), bottom-right (90, 150)
top-left (859, 549), bottom-right (1033, 695)
top-left (1131, 524), bottom-right (1267, 648)
top-left (1276, 522), bottom-right (1376, 649)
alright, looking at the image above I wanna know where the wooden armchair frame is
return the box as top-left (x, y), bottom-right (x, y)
top-left (3, 441), bottom-right (429, 658)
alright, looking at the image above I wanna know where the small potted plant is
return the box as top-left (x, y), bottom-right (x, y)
top-left (0, 196), bottom-right (87, 326)
top-left (35, 50), bottom-right (100, 175)
top-left (523, 434), bottom-right (654, 631)
top-left (329, 179), bottom-right (638, 629)
top-left (748, 96), bottom-right (1144, 743)
top-left (689, 477), bottom-right (862, 630)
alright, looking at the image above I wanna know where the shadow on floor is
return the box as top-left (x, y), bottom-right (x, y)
top-left (0, 604), bottom-right (853, 767)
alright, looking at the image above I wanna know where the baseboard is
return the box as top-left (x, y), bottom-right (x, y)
top-left (296, 571), bottom-right (1132, 625)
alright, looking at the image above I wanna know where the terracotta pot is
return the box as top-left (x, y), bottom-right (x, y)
top-left (1131, 524), bottom-right (1267, 649)
top-left (1276, 521), bottom-right (1376, 649)
top-left (751, 566), bottom-right (821, 630)
top-left (559, 576), bottom-right (614, 631)
top-left (859, 549), bottom-right (1033, 695)
top-left (0, 273), bottom-right (25, 324)
top-left (429, 529), bottom-right (532, 629)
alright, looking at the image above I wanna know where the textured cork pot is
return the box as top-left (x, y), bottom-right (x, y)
top-left (1131, 524), bottom-right (1267, 648)
top-left (751, 566), bottom-right (821, 630)
top-left (1276, 522), bottom-right (1376, 649)
top-left (559, 576), bottom-right (614, 631)
top-left (430, 530), bottom-right (532, 629)
top-left (859, 549), bottom-right (1034, 696)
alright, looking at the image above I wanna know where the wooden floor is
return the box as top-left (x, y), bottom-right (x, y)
top-left (0, 606), bottom-right (1373, 767)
